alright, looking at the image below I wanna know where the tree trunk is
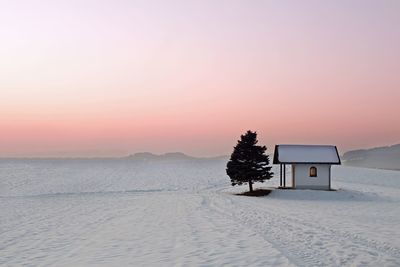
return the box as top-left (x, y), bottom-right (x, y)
top-left (249, 180), bottom-right (253, 192)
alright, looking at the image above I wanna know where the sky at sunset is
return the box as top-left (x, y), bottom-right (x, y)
top-left (1, 0), bottom-right (399, 157)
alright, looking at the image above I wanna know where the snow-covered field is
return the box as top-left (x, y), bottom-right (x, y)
top-left (1, 158), bottom-right (400, 266)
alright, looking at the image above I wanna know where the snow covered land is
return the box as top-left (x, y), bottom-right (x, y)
top-left (343, 144), bottom-right (400, 170)
top-left (1, 157), bottom-right (400, 266)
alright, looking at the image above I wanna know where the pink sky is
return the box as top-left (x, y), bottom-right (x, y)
top-left (1, 0), bottom-right (399, 157)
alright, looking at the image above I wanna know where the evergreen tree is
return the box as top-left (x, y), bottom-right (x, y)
top-left (226, 130), bottom-right (273, 192)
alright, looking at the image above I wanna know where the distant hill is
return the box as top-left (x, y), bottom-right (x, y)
top-left (127, 152), bottom-right (228, 161)
top-left (342, 144), bottom-right (400, 170)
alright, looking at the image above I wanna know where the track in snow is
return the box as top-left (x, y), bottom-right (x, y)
top-left (1, 160), bottom-right (400, 266)
top-left (203, 188), bottom-right (400, 267)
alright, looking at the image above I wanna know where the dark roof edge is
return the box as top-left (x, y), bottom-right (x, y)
top-left (334, 146), bottom-right (342, 165)
top-left (272, 145), bottom-right (279, 164)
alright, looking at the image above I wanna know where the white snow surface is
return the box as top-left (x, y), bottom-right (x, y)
top-left (1, 158), bottom-right (400, 266)
top-left (275, 145), bottom-right (340, 163)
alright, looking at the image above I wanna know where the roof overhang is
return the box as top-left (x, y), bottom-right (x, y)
top-left (273, 144), bottom-right (341, 165)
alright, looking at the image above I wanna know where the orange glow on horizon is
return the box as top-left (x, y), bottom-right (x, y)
top-left (1, 1), bottom-right (399, 157)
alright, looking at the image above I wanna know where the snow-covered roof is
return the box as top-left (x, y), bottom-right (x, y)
top-left (273, 145), bottom-right (341, 164)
